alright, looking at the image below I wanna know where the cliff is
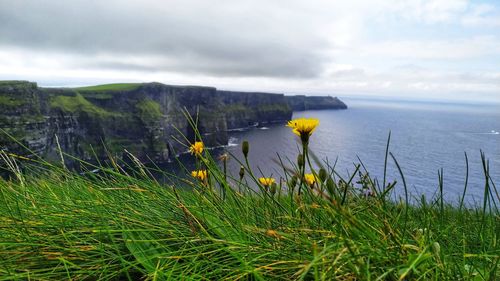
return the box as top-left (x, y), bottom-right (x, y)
top-left (0, 81), bottom-right (346, 164)
top-left (218, 90), bottom-right (292, 129)
top-left (285, 95), bottom-right (347, 111)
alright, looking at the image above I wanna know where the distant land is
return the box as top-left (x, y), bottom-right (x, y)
top-left (0, 80), bottom-right (346, 165)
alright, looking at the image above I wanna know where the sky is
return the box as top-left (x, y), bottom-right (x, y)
top-left (0, 0), bottom-right (499, 103)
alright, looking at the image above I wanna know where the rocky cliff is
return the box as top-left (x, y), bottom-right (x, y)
top-left (0, 81), bottom-right (346, 164)
top-left (286, 95), bottom-right (348, 111)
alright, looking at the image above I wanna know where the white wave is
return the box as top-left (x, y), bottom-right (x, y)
top-left (259, 127), bottom-right (269, 130)
top-left (227, 127), bottom-right (247, 132)
top-left (471, 130), bottom-right (499, 135)
top-left (227, 137), bottom-right (239, 147)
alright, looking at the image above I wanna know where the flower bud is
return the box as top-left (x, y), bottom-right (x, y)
top-left (242, 141), bottom-right (249, 158)
top-left (297, 154), bottom-right (304, 168)
top-left (326, 177), bottom-right (336, 197)
top-left (432, 242), bottom-right (441, 257)
top-left (270, 182), bottom-right (277, 195)
top-left (218, 153), bottom-right (229, 162)
top-left (318, 168), bottom-right (327, 183)
top-left (288, 175), bottom-right (297, 188)
top-left (239, 165), bottom-right (245, 180)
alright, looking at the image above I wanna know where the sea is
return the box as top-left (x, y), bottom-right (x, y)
top-left (218, 97), bottom-right (500, 205)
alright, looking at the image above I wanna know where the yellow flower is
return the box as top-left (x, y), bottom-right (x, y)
top-left (258, 177), bottom-right (275, 187)
top-left (287, 118), bottom-right (319, 143)
top-left (265, 229), bottom-right (282, 239)
top-left (191, 170), bottom-right (207, 181)
top-left (311, 203), bottom-right (320, 209)
top-left (189, 141), bottom-right (204, 156)
top-left (304, 173), bottom-right (317, 187)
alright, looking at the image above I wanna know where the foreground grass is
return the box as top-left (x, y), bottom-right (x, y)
top-left (0, 151), bottom-right (498, 281)
top-left (1, 111), bottom-right (499, 280)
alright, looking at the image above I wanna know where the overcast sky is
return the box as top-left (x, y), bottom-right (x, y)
top-left (0, 0), bottom-right (499, 102)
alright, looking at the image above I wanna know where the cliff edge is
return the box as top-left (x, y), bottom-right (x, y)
top-left (0, 81), bottom-right (346, 164)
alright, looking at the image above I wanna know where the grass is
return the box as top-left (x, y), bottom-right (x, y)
top-left (0, 80), bottom-right (31, 85)
top-left (0, 116), bottom-right (498, 280)
top-left (136, 98), bottom-right (163, 121)
top-left (0, 96), bottom-right (28, 107)
top-left (50, 93), bottom-right (120, 117)
top-left (74, 83), bottom-right (142, 92)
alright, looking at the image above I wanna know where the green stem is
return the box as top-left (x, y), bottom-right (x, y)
top-left (298, 143), bottom-right (307, 196)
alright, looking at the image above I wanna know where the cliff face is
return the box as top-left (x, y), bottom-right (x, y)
top-left (285, 95), bottom-right (348, 111)
top-left (0, 81), bottom-right (48, 157)
top-left (0, 81), bottom-right (346, 164)
top-left (218, 90), bottom-right (292, 129)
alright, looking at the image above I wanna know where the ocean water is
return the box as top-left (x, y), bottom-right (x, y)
top-left (222, 98), bottom-right (500, 204)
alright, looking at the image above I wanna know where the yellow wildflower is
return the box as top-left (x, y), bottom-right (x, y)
top-left (189, 141), bottom-right (204, 156)
top-left (265, 229), bottom-right (282, 239)
top-left (304, 173), bottom-right (317, 187)
top-left (258, 177), bottom-right (275, 187)
top-left (311, 203), bottom-right (320, 209)
top-left (191, 170), bottom-right (207, 181)
top-left (287, 118), bottom-right (319, 143)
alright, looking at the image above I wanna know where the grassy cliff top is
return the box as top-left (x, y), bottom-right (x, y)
top-left (0, 80), bottom-right (33, 85)
top-left (73, 83), bottom-right (142, 92)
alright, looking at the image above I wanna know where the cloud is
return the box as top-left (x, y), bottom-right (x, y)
top-left (461, 3), bottom-right (500, 27)
top-left (393, 0), bottom-right (468, 24)
top-left (0, 0), bottom-right (329, 78)
top-left (0, 0), bottom-right (498, 102)
top-left (359, 36), bottom-right (500, 60)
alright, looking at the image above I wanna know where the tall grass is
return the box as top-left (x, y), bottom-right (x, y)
top-left (0, 121), bottom-right (498, 280)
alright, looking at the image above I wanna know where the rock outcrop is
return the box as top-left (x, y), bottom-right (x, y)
top-left (0, 81), bottom-right (346, 164)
